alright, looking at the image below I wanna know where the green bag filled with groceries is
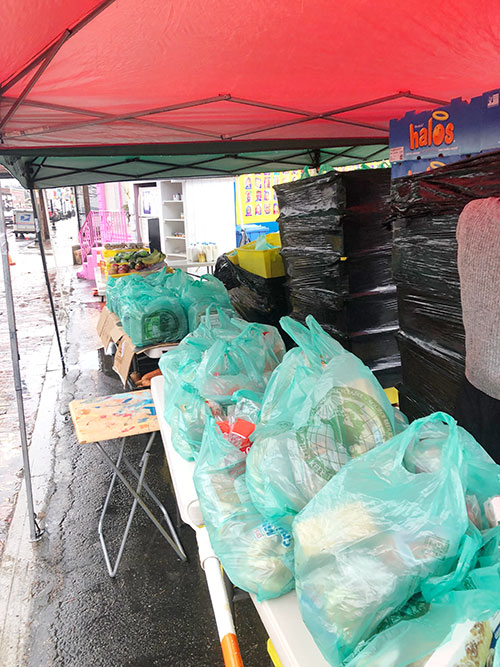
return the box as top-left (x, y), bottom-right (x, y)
top-left (246, 315), bottom-right (399, 528)
top-left (181, 274), bottom-right (234, 331)
top-left (346, 585), bottom-right (500, 667)
top-left (159, 307), bottom-right (243, 460)
top-left (293, 412), bottom-right (473, 665)
top-left (193, 322), bottom-right (285, 402)
top-left (194, 411), bottom-right (294, 602)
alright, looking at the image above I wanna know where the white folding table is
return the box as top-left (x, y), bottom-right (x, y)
top-left (151, 376), bottom-right (328, 667)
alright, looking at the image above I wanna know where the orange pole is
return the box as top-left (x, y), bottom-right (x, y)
top-left (221, 633), bottom-right (244, 667)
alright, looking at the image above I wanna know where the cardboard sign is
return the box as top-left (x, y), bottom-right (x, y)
top-left (391, 155), bottom-right (468, 178)
top-left (390, 96), bottom-right (479, 164)
top-left (389, 87), bottom-right (500, 176)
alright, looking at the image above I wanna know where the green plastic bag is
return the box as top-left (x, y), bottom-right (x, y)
top-left (159, 308), bottom-right (262, 460)
top-left (293, 412), bottom-right (469, 665)
top-left (105, 275), bottom-right (118, 312)
top-left (346, 587), bottom-right (500, 667)
top-left (194, 414), bottom-right (294, 601)
top-left (246, 315), bottom-right (397, 528)
top-left (193, 322), bottom-right (285, 402)
top-left (181, 274), bottom-right (234, 331)
top-left (121, 293), bottom-right (188, 347)
top-left (402, 418), bottom-right (500, 532)
top-left (159, 307), bottom-right (241, 460)
top-left (254, 234), bottom-right (274, 250)
top-left (167, 383), bottom-right (211, 460)
top-left (160, 267), bottom-right (195, 293)
top-left (106, 273), bottom-right (144, 317)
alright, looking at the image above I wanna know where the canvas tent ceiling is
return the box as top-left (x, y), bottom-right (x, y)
top-left (1, 0), bottom-right (500, 186)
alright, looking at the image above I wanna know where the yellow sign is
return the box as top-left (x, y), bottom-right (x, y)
top-left (235, 170), bottom-right (302, 226)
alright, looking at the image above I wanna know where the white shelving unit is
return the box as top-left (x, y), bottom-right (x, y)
top-left (134, 177), bottom-right (237, 270)
top-left (160, 180), bottom-right (186, 261)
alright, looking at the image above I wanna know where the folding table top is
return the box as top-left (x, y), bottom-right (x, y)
top-left (69, 390), bottom-right (159, 444)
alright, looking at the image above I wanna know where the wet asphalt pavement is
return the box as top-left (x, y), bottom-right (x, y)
top-left (0, 224), bottom-right (72, 554)
top-left (1, 225), bottom-right (271, 666)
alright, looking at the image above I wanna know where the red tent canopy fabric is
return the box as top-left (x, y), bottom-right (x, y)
top-left (1, 1), bottom-right (500, 185)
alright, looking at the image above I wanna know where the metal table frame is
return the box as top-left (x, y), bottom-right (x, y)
top-left (95, 432), bottom-right (187, 577)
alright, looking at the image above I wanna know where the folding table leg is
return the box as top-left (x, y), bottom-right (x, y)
top-left (98, 437), bottom-right (126, 576)
top-left (96, 433), bottom-right (187, 578)
top-left (120, 454), bottom-right (185, 556)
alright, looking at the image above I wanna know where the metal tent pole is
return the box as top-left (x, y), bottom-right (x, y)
top-left (29, 188), bottom-right (67, 376)
top-left (0, 200), bottom-right (43, 541)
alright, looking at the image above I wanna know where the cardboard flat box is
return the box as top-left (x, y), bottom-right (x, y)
top-left (112, 334), bottom-right (178, 386)
top-left (96, 307), bottom-right (120, 349)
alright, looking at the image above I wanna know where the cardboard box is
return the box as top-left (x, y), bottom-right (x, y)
top-left (96, 307), bottom-right (120, 349)
top-left (112, 334), bottom-right (178, 386)
top-left (97, 306), bottom-right (179, 385)
top-left (112, 333), bottom-right (137, 385)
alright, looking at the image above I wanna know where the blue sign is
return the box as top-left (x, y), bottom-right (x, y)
top-left (481, 89), bottom-right (500, 152)
top-left (390, 87), bottom-right (500, 176)
top-left (390, 155), bottom-right (469, 179)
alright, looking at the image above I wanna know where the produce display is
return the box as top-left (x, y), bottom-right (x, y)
top-left (108, 248), bottom-right (166, 275)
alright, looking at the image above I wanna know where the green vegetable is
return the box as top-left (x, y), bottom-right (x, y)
top-left (142, 250), bottom-right (164, 266)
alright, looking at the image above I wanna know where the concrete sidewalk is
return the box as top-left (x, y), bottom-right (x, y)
top-left (0, 272), bottom-right (270, 667)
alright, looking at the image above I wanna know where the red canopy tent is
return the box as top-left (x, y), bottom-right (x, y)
top-left (2, 0), bottom-right (500, 186)
top-left (2, 0), bottom-right (500, 544)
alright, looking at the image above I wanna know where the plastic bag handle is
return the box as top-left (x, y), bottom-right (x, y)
top-left (394, 411), bottom-right (461, 469)
top-left (280, 315), bottom-right (344, 367)
top-left (203, 304), bottom-right (233, 330)
top-left (279, 317), bottom-right (317, 355)
top-left (199, 274), bottom-right (218, 284)
top-left (305, 315), bottom-right (346, 357)
top-left (421, 523), bottom-right (483, 601)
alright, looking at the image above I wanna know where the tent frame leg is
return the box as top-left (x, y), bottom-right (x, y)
top-left (0, 200), bottom-right (43, 542)
top-left (29, 188), bottom-right (67, 377)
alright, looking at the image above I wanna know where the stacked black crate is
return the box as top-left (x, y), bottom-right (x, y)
top-left (391, 150), bottom-right (500, 420)
top-left (275, 169), bottom-right (401, 387)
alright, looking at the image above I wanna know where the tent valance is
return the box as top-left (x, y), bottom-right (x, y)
top-left (0, 140), bottom-right (389, 188)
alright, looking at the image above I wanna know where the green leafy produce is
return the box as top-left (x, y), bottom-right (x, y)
top-left (142, 250), bottom-right (165, 266)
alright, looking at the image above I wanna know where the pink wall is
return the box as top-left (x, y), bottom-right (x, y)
top-left (96, 183), bottom-right (106, 211)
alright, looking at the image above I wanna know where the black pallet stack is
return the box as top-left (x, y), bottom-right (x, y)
top-left (275, 169), bottom-right (401, 387)
top-left (391, 150), bottom-right (500, 420)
